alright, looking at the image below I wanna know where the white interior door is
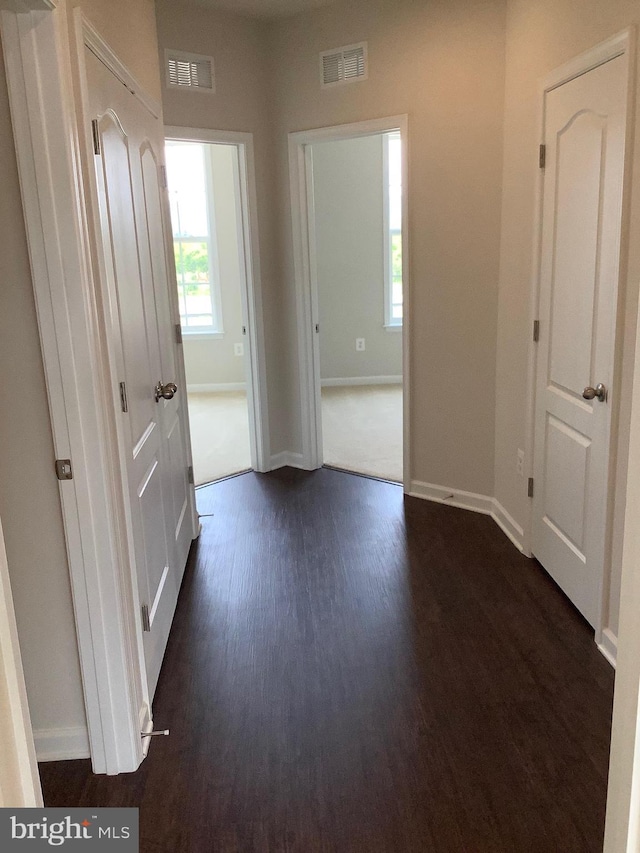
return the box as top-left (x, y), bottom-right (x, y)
top-left (532, 55), bottom-right (627, 628)
top-left (86, 49), bottom-right (194, 697)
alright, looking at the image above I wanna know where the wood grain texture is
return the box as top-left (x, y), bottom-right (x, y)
top-left (40, 467), bottom-right (614, 852)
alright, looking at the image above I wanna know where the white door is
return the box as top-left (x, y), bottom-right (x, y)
top-left (86, 49), bottom-right (194, 697)
top-left (532, 55), bottom-right (627, 628)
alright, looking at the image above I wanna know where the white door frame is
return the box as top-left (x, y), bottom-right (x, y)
top-left (0, 0), bottom-right (197, 774)
top-left (0, 515), bottom-right (42, 807)
top-left (288, 115), bottom-right (411, 491)
top-left (165, 127), bottom-right (271, 474)
top-left (523, 30), bottom-right (634, 646)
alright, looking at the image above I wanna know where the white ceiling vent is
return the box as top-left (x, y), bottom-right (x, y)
top-left (320, 42), bottom-right (368, 88)
top-left (165, 49), bottom-right (215, 94)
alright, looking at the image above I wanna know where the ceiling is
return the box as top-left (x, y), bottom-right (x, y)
top-left (194, 0), bottom-right (338, 19)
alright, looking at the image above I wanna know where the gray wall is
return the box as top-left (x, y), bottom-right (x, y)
top-left (182, 143), bottom-right (247, 388)
top-left (269, 0), bottom-right (506, 493)
top-left (312, 135), bottom-right (402, 381)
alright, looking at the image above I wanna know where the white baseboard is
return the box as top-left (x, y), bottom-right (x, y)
top-left (491, 499), bottom-right (525, 552)
top-left (321, 375), bottom-right (402, 387)
top-left (34, 726), bottom-right (90, 762)
top-left (409, 480), bottom-right (494, 516)
top-left (187, 382), bottom-right (246, 393)
top-left (410, 481), bottom-right (528, 554)
top-left (597, 627), bottom-right (617, 668)
top-left (270, 451), bottom-right (307, 471)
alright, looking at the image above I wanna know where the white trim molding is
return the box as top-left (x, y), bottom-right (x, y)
top-left (410, 483), bottom-right (525, 552)
top-left (166, 126), bottom-right (271, 474)
top-left (288, 115), bottom-right (410, 490)
top-left (320, 375), bottom-right (402, 387)
top-left (409, 480), bottom-right (494, 516)
top-left (34, 726), bottom-right (91, 763)
top-left (492, 500), bottom-right (525, 553)
top-left (597, 628), bottom-right (618, 669)
top-left (270, 452), bottom-right (308, 471)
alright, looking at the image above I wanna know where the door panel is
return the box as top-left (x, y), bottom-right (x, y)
top-left (139, 148), bottom-right (192, 574)
top-left (532, 56), bottom-right (627, 628)
top-left (86, 49), bottom-right (194, 699)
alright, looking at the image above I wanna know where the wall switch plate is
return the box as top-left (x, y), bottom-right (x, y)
top-left (234, 342), bottom-right (244, 357)
top-left (516, 449), bottom-right (524, 477)
top-left (356, 338), bottom-right (365, 352)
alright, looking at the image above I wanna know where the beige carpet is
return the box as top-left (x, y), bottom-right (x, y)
top-left (187, 391), bottom-right (251, 486)
top-left (321, 384), bottom-right (403, 483)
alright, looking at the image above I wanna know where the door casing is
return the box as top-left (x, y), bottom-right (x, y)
top-left (288, 116), bottom-right (410, 491)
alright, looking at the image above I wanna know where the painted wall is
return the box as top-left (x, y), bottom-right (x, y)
top-left (495, 0), bottom-right (640, 641)
top-left (269, 0), bottom-right (507, 494)
top-left (155, 1), bottom-right (286, 447)
top-left (312, 135), bottom-right (403, 381)
top-left (181, 144), bottom-right (247, 389)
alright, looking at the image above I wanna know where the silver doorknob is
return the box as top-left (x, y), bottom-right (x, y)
top-left (582, 383), bottom-right (607, 402)
top-left (155, 381), bottom-right (177, 402)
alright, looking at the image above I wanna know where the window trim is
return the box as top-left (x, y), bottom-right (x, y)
top-left (383, 132), bottom-right (403, 329)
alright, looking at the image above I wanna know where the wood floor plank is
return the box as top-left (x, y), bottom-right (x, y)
top-left (39, 467), bottom-right (614, 852)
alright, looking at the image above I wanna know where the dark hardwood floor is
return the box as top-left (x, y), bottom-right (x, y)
top-left (40, 467), bottom-right (614, 852)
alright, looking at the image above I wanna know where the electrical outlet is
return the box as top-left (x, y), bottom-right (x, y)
top-left (234, 342), bottom-right (244, 357)
top-left (356, 338), bottom-right (365, 352)
top-left (516, 448), bottom-right (524, 477)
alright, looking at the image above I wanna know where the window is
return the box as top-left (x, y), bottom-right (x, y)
top-left (165, 142), bottom-right (223, 335)
top-left (383, 131), bottom-right (403, 328)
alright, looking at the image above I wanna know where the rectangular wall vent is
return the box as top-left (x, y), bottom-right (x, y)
top-left (320, 42), bottom-right (368, 88)
top-left (165, 49), bottom-right (215, 94)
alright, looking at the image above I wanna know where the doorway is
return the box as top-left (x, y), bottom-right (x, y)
top-left (164, 129), bottom-right (270, 485)
top-left (289, 117), bottom-right (410, 489)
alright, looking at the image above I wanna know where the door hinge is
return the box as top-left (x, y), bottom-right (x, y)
top-left (315, 323), bottom-right (320, 333)
top-left (175, 323), bottom-right (183, 344)
top-left (242, 326), bottom-right (247, 335)
top-left (539, 144), bottom-right (546, 169)
top-left (528, 477), bottom-right (534, 498)
top-left (141, 604), bottom-right (151, 633)
top-left (533, 320), bottom-right (540, 342)
top-left (160, 164), bottom-right (167, 190)
top-left (188, 465), bottom-right (194, 485)
top-left (119, 381), bottom-right (128, 413)
top-left (91, 119), bottom-right (100, 155)
top-left (55, 459), bottom-right (73, 481)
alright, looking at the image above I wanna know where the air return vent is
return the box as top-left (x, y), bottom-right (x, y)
top-left (320, 42), bottom-right (368, 88)
top-left (165, 49), bottom-right (215, 93)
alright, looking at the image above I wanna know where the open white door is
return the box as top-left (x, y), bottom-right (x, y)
top-left (84, 46), bottom-right (195, 699)
top-left (0, 515), bottom-right (42, 807)
top-left (532, 53), bottom-right (628, 628)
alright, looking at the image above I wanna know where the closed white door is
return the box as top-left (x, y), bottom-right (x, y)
top-left (86, 49), bottom-right (194, 697)
top-left (532, 55), bottom-right (627, 628)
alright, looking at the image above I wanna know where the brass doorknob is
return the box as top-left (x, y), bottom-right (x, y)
top-left (582, 383), bottom-right (607, 402)
top-left (155, 381), bottom-right (177, 402)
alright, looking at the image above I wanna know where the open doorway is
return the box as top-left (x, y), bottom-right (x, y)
top-left (312, 132), bottom-right (403, 482)
top-left (165, 129), bottom-right (269, 485)
top-left (289, 117), bottom-right (409, 487)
